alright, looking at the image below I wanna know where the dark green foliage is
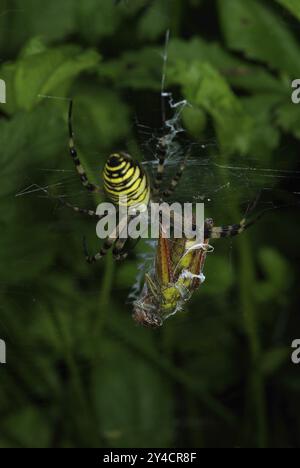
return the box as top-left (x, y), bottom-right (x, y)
top-left (0, 0), bottom-right (299, 448)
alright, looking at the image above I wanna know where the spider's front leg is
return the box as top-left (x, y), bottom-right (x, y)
top-left (152, 137), bottom-right (168, 198)
top-left (68, 100), bottom-right (100, 193)
top-left (162, 150), bottom-right (190, 199)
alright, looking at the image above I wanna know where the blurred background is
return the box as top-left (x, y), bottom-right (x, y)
top-left (0, 0), bottom-right (300, 448)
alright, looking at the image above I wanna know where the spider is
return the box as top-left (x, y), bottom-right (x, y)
top-left (61, 101), bottom-right (262, 265)
top-left (62, 101), bottom-right (189, 263)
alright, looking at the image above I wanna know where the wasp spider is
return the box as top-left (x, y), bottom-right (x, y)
top-left (62, 101), bottom-right (191, 262)
top-left (62, 101), bottom-right (259, 263)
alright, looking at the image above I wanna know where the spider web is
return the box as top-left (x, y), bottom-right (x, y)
top-left (125, 29), bottom-right (300, 304)
top-left (15, 28), bottom-right (300, 215)
top-left (4, 4), bottom-right (300, 447)
top-left (14, 29), bottom-right (300, 306)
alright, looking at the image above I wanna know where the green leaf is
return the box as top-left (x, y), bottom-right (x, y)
top-left (277, 101), bottom-right (300, 139)
top-left (115, 261), bottom-right (139, 289)
top-left (0, 0), bottom-right (75, 56)
top-left (72, 84), bottom-right (131, 152)
top-left (2, 407), bottom-right (51, 448)
top-left (93, 338), bottom-right (174, 448)
top-left (0, 217), bottom-right (57, 283)
top-left (169, 60), bottom-right (255, 154)
top-left (255, 247), bottom-right (291, 303)
top-left (0, 105), bottom-right (65, 196)
top-left (274, 0), bottom-right (300, 21)
top-left (218, 0), bottom-right (300, 76)
top-left (168, 37), bottom-right (285, 94)
top-left (170, 309), bottom-right (241, 393)
top-left (137, 0), bottom-right (170, 40)
top-left (201, 255), bottom-right (235, 296)
top-left (100, 38), bottom-right (285, 95)
top-left (74, 0), bottom-right (122, 42)
top-left (13, 40), bottom-right (100, 110)
top-left (241, 94), bottom-right (282, 158)
top-left (182, 105), bottom-right (207, 138)
top-left (99, 47), bottom-right (162, 90)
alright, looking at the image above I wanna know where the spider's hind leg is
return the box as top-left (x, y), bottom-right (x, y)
top-left (83, 211), bottom-right (132, 263)
top-left (83, 236), bottom-right (116, 264)
top-left (113, 237), bottom-right (129, 261)
top-left (205, 205), bottom-right (269, 240)
top-left (113, 236), bottom-right (142, 261)
top-left (208, 219), bottom-right (247, 239)
top-left (203, 193), bottom-right (266, 240)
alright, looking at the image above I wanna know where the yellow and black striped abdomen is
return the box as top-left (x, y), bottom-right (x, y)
top-left (103, 153), bottom-right (150, 210)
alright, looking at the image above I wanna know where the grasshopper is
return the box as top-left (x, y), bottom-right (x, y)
top-left (132, 207), bottom-right (260, 328)
top-left (132, 219), bottom-right (214, 328)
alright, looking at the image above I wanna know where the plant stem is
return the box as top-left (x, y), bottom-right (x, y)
top-left (50, 307), bottom-right (99, 446)
top-left (93, 253), bottom-right (115, 360)
top-left (238, 235), bottom-right (267, 447)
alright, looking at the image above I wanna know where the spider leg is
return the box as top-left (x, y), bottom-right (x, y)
top-left (83, 235), bottom-right (117, 263)
top-left (113, 238), bottom-right (130, 261)
top-left (163, 152), bottom-right (189, 198)
top-left (113, 236), bottom-right (141, 261)
top-left (68, 100), bottom-right (100, 193)
top-left (207, 219), bottom-right (247, 239)
top-left (204, 206), bottom-right (270, 240)
top-left (83, 212), bottom-right (132, 263)
top-left (57, 197), bottom-right (104, 220)
top-left (152, 137), bottom-right (168, 198)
